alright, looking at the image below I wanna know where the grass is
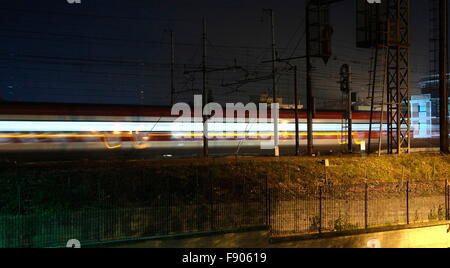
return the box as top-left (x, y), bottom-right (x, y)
top-left (118, 153), bottom-right (449, 187)
top-left (2, 153), bottom-right (449, 187)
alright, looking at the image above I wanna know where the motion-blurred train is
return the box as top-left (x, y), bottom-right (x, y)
top-left (0, 102), bottom-right (388, 153)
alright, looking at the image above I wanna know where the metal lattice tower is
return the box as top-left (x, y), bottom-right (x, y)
top-left (385, 0), bottom-right (411, 154)
top-left (429, 0), bottom-right (440, 76)
top-left (421, 0), bottom-right (440, 109)
top-left (357, 0), bottom-right (411, 155)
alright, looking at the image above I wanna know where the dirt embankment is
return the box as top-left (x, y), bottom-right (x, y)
top-left (3, 153), bottom-right (449, 186)
top-left (0, 153), bottom-right (448, 214)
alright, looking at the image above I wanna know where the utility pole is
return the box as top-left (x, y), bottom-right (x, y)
top-left (264, 8), bottom-right (280, 157)
top-left (202, 18), bottom-right (209, 158)
top-left (340, 64), bottom-right (353, 153)
top-left (347, 72), bottom-right (353, 153)
top-left (262, 0), bottom-right (337, 156)
top-left (294, 66), bottom-right (300, 156)
top-left (440, 0), bottom-right (449, 154)
top-left (259, 59), bottom-right (300, 155)
top-left (170, 30), bottom-right (175, 106)
top-left (305, 2), bottom-right (314, 155)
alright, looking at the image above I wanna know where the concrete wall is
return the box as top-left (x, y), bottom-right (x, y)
top-left (107, 223), bottom-right (450, 248)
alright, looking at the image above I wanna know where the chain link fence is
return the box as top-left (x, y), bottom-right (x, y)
top-left (0, 168), bottom-right (268, 248)
top-left (270, 180), bottom-right (450, 237)
top-left (1, 166), bottom-right (449, 247)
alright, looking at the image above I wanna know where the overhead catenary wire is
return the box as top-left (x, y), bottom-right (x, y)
top-left (0, 5), bottom-right (428, 106)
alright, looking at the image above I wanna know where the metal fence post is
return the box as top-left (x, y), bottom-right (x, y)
top-left (166, 177), bottom-right (171, 235)
top-left (97, 178), bottom-right (102, 242)
top-left (446, 179), bottom-right (449, 221)
top-left (448, 181), bottom-right (450, 221)
top-left (242, 171), bottom-right (246, 228)
top-left (17, 183), bottom-right (24, 248)
top-left (265, 175), bottom-right (270, 228)
top-left (195, 166), bottom-right (200, 232)
top-left (406, 181), bottom-right (410, 225)
top-left (365, 183), bottom-right (369, 229)
top-left (319, 186), bottom-right (323, 234)
top-left (210, 170), bottom-right (214, 231)
top-left (17, 184), bottom-right (22, 216)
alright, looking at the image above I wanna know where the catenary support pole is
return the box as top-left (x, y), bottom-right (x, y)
top-left (294, 66), bottom-right (300, 156)
top-left (202, 18), bottom-right (209, 158)
top-left (440, 0), bottom-right (449, 154)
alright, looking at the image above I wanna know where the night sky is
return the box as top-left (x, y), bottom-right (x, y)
top-left (0, 0), bottom-right (430, 108)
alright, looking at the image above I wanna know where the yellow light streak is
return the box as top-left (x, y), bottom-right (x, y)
top-left (0, 132), bottom-right (358, 139)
